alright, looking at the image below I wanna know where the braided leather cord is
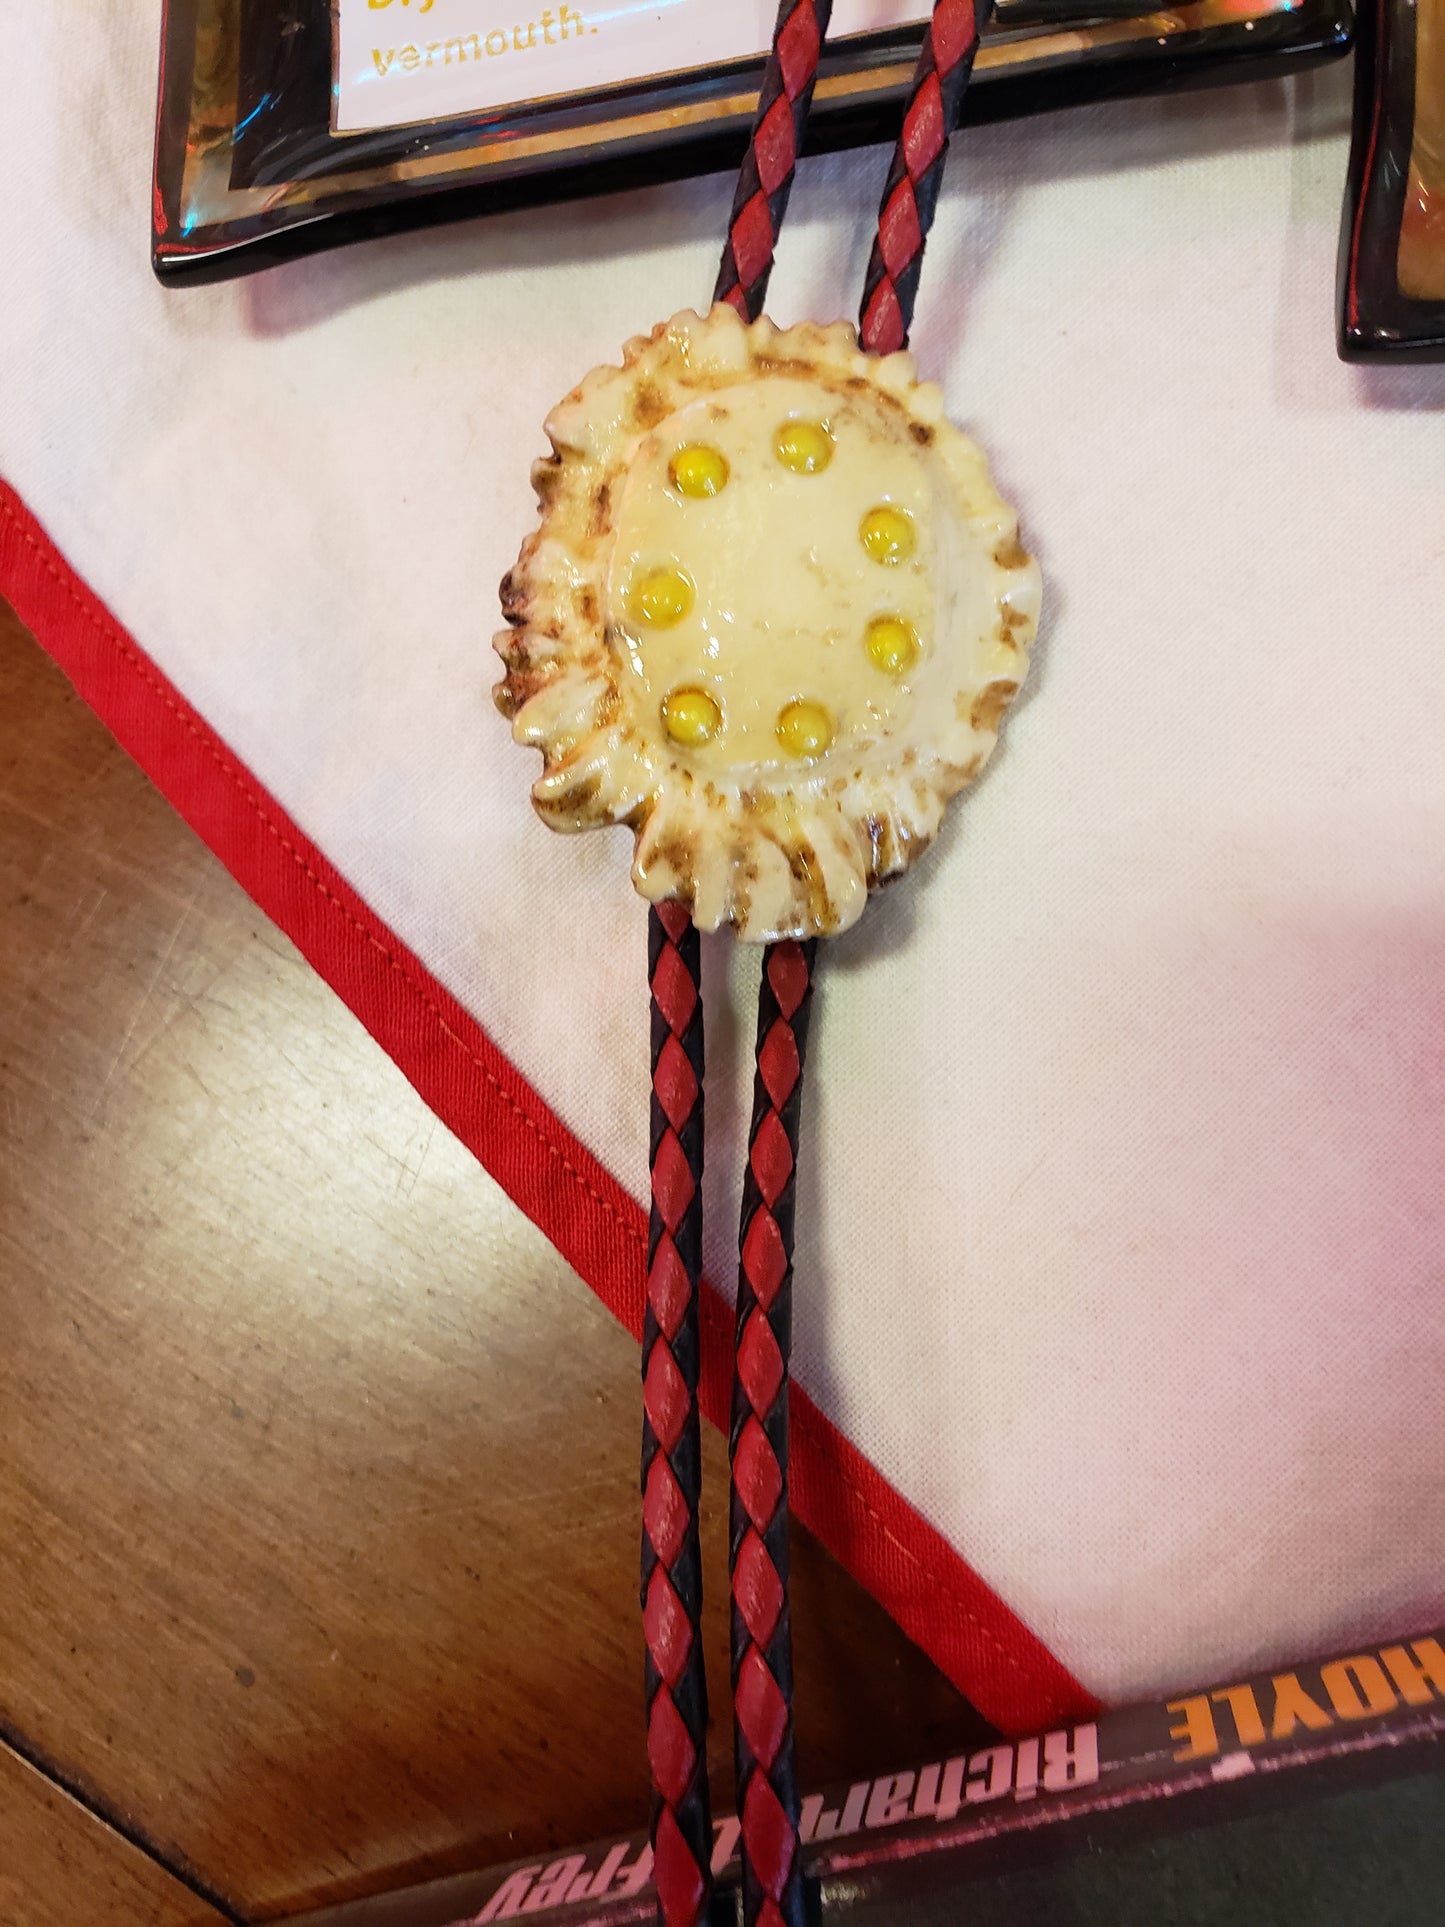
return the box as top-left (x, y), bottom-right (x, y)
top-left (640, 9), bottom-right (984, 1918)
top-left (643, 902), bottom-right (713, 1927)
top-left (859, 0), bottom-right (994, 355)
top-left (714, 0), bottom-right (835, 319)
top-left (730, 940), bottom-right (818, 1927)
top-left (634, 15), bottom-right (833, 1920)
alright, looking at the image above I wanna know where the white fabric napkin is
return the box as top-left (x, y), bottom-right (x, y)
top-left (4, 3), bottom-right (1444, 1706)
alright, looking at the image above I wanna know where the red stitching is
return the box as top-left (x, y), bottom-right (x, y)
top-left (796, 1412), bottom-right (1059, 1703)
top-left (0, 487), bottom-right (1096, 1733)
top-left (0, 500), bottom-right (643, 1252)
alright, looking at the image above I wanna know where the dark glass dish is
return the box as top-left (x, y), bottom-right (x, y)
top-left (1338, 0), bottom-right (1445, 357)
top-left (154, 0), bottom-right (1353, 285)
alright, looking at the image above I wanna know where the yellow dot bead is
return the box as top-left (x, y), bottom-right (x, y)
top-left (776, 699), bottom-right (834, 759)
top-left (628, 564), bottom-right (695, 628)
top-left (860, 505), bottom-right (917, 566)
top-left (662, 687), bottom-right (722, 747)
top-left (865, 614), bottom-right (920, 677)
top-left (774, 420), bottom-right (835, 475)
top-left (668, 444), bottom-right (730, 499)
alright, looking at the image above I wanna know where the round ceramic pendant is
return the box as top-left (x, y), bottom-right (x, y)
top-left (495, 305), bottom-right (1040, 942)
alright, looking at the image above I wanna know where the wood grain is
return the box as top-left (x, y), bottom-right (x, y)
top-left (0, 601), bottom-right (990, 1919)
top-left (0, 1739), bottom-right (223, 1927)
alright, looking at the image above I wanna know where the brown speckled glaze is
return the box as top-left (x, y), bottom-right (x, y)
top-left (495, 304), bottom-right (1040, 943)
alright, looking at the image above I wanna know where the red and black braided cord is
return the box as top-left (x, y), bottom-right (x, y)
top-left (712, 14), bottom-right (837, 1923)
top-left (730, 940), bottom-right (817, 1927)
top-left (643, 902), bottom-right (713, 1926)
top-left (640, 4), bottom-right (993, 1917)
top-left (859, 0), bottom-right (993, 356)
top-left (717, 7), bottom-right (994, 1913)
top-left (715, 0), bottom-right (835, 320)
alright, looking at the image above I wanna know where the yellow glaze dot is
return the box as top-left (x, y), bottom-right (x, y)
top-left (628, 564), bottom-right (695, 628)
top-left (774, 419), bottom-right (835, 475)
top-left (860, 505), bottom-right (917, 566)
top-left (776, 699), bottom-right (834, 759)
top-left (669, 444), bottom-right (730, 499)
top-left (865, 615), bottom-right (920, 677)
top-left (662, 687), bottom-right (722, 747)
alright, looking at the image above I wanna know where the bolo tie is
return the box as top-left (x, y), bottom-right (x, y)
top-left (494, 3), bottom-right (1039, 1921)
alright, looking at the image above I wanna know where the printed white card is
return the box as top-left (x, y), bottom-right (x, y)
top-left (335, 0), bottom-right (927, 134)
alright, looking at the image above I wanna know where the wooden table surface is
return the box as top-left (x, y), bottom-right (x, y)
top-left (0, 599), bottom-right (989, 1923)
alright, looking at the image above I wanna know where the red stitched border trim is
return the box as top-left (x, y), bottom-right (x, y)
top-left (0, 481), bottom-right (1098, 1736)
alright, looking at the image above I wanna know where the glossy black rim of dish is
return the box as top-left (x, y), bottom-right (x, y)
top-left (152, 0), bottom-right (1354, 286)
top-left (1338, 0), bottom-right (1445, 360)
